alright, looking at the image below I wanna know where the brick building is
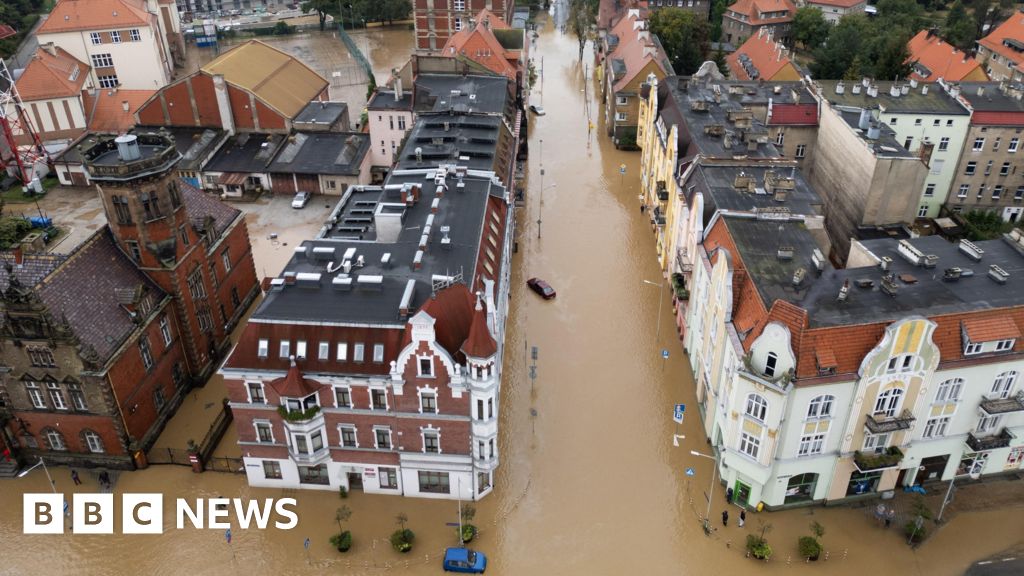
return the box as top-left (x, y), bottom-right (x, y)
top-left (0, 132), bottom-right (259, 470)
top-left (414, 0), bottom-right (514, 53)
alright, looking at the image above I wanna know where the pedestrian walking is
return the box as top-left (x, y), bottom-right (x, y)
top-left (885, 507), bottom-right (895, 528)
top-left (722, 510), bottom-right (729, 527)
top-left (874, 503), bottom-right (886, 526)
top-left (739, 509), bottom-right (746, 528)
top-left (98, 471), bottom-right (110, 489)
top-left (71, 470), bottom-right (81, 486)
top-left (726, 487), bottom-right (734, 504)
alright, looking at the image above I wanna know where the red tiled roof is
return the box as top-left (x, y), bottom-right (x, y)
top-left (971, 111), bottom-right (1024, 126)
top-left (83, 88), bottom-right (155, 133)
top-left (417, 283), bottom-right (476, 362)
top-left (725, 0), bottom-right (796, 25)
top-left (461, 299), bottom-right (497, 358)
top-left (978, 12), bottom-right (1024, 70)
top-left (769, 103), bottom-right (818, 126)
top-left (0, 24), bottom-right (16, 40)
top-left (805, 0), bottom-right (863, 7)
top-left (726, 31), bottom-right (797, 81)
top-left (906, 30), bottom-right (987, 83)
top-left (15, 46), bottom-right (88, 101)
top-left (442, 17), bottom-right (518, 81)
top-left (608, 14), bottom-right (668, 92)
top-left (38, 0), bottom-right (152, 34)
top-left (269, 359), bottom-right (322, 398)
top-left (963, 316), bottom-right (1021, 342)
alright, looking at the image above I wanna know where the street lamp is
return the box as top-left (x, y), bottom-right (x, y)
top-left (691, 450), bottom-right (717, 535)
top-left (937, 470), bottom-right (980, 523)
top-left (643, 279), bottom-right (664, 342)
top-left (17, 456), bottom-right (58, 494)
top-left (537, 183), bottom-right (556, 239)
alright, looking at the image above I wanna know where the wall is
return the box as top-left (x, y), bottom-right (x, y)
top-left (368, 108), bottom-right (414, 168)
top-left (38, 26), bottom-right (169, 90)
top-left (885, 109), bottom-right (970, 219)
top-left (948, 123), bottom-right (1024, 222)
top-left (13, 96), bottom-right (87, 145)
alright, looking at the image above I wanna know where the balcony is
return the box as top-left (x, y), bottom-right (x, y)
top-left (966, 428), bottom-right (1015, 452)
top-left (653, 206), bottom-right (666, 226)
top-left (853, 446), bottom-right (904, 472)
top-left (864, 410), bottom-right (916, 434)
top-left (979, 391), bottom-right (1024, 415)
top-left (656, 180), bottom-right (669, 201)
top-left (675, 249), bottom-right (693, 273)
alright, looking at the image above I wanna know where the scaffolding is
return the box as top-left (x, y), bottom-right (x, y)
top-left (0, 59), bottom-right (48, 184)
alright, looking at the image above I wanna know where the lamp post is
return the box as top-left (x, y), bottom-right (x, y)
top-left (643, 279), bottom-right (664, 342)
top-left (17, 456), bottom-right (58, 494)
top-left (537, 183), bottom-right (556, 239)
top-left (691, 450), bottom-right (717, 535)
top-left (937, 470), bottom-right (980, 523)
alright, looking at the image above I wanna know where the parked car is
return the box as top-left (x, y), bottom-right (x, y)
top-left (443, 547), bottom-right (487, 573)
top-left (529, 104), bottom-right (546, 116)
top-left (291, 191), bottom-right (311, 208)
top-left (526, 277), bottom-right (556, 300)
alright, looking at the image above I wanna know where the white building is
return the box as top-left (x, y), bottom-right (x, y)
top-left (366, 78), bottom-right (414, 180)
top-left (800, 0), bottom-right (866, 24)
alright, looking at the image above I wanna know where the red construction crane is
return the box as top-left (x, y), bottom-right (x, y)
top-left (0, 59), bottom-right (48, 185)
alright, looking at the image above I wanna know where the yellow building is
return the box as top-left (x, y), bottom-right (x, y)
top-left (637, 72), bottom-right (683, 271)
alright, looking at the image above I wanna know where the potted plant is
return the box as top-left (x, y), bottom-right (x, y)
top-left (460, 504), bottom-right (477, 544)
top-left (747, 521), bottom-right (774, 560)
top-left (330, 505), bottom-right (352, 552)
top-left (798, 520), bottom-right (825, 561)
top-left (390, 513), bottom-right (415, 553)
top-left (338, 485), bottom-right (348, 499)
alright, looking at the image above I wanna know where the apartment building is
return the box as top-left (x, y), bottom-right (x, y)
top-left (976, 11), bottom-right (1024, 83)
top-left (721, 0), bottom-right (796, 47)
top-left (801, 0), bottom-right (866, 24)
top-left (413, 0), bottom-right (514, 52)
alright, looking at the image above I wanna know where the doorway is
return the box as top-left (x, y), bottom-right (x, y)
top-left (347, 472), bottom-right (363, 490)
top-left (918, 455), bottom-right (949, 483)
top-left (734, 480), bottom-right (752, 506)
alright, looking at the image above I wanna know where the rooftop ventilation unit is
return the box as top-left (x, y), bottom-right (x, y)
top-left (812, 249), bottom-right (825, 272)
top-left (958, 239), bottom-right (984, 261)
top-left (777, 246), bottom-right (794, 261)
top-left (381, 253), bottom-right (392, 268)
top-left (923, 254), bottom-right (938, 269)
top-left (332, 276), bottom-right (353, 290)
top-left (942, 267), bottom-right (962, 282)
top-left (880, 256), bottom-right (893, 271)
top-left (399, 279), bottom-right (416, 318)
top-left (792, 267), bottom-right (806, 287)
top-left (296, 272), bottom-right (322, 286)
top-left (413, 250), bottom-right (424, 270)
top-left (988, 264), bottom-right (1010, 284)
top-left (880, 273), bottom-right (898, 297)
top-left (440, 225), bottom-right (452, 249)
top-left (837, 279), bottom-right (850, 302)
top-left (898, 239), bottom-right (924, 265)
top-left (357, 275), bottom-right (384, 286)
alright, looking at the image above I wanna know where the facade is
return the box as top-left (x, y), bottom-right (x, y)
top-left (413, 0), bottom-right (514, 53)
top-left (726, 29), bottom-right (802, 82)
top-left (907, 29), bottom-right (988, 84)
top-left (688, 216), bottom-right (1024, 509)
top-left (36, 0), bottom-right (183, 91)
top-left (0, 132), bottom-right (258, 470)
top-left (441, 9), bottom-right (527, 95)
top-left (816, 79), bottom-right (970, 219)
top-left (721, 0), bottom-right (795, 47)
top-left (647, 0), bottom-right (711, 16)
top-left (945, 81), bottom-right (1024, 222)
top-left (801, 0), bottom-right (865, 24)
top-left (9, 45), bottom-right (90, 145)
top-left (976, 11), bottom-right (1024, 83)
top-left (367, 79), bottom-right (415, 176)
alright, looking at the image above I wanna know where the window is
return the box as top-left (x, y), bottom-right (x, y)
top-left (46, 382), bottom-right (67, 410)
top-left (158, 315), bottom-right (172, 346)
top-left (797, 433), bottom-right (825, 457)
top-left (488, 398), bottom-right (494, 418)
top-left (478, 440), bottom-right (486, 459)
top-left (295, 340), bottom-right (307, 359)
top-left (221, 249), bottom-right (231, 272)
top-left (958, 184), bottom-right (969, 198)
top-left (965, 341), bottom-right (983, 355)
top-left (995, 137), bottom-right (1002, 151)
top-left (454, 0), bottom-right (465, 9)
top-left (98, 75), bottom-right (119, 88)
top-left (994, 185), bottom-right (1004, 199)
top-left (187, 269), bottom-right (206, 300)
top-left (965, 161), bottom-right (977, 175)
top-left (311, 430), bottom-right (324, 452)
top-left (806, 395), bottom-right (834, 419)
top-left (68, 384), bottom-right (87, 411)
top-left (935, 378), bottom-right (963, 403)
top-left (353, 343), bottom-right (365, 362)
top-left (890, 118), bottom-right (897, 125)
top-left (374, 427), bottom-right (392, 449)
top-left (140, 191), bottom-right (161, 220)
top-left (454, 16), bottom-right (463, 31)
top-left (933, 119), bottom-right (941, 127)
top-left (863, 432), bottom-right (889, 454)
top-left (130, 28), bottom-right (141, 42)
top-left (1002, 162), bottom-right (1012, 176)
top-left (292, 434), bottom-right (309, 455)
top-left (247, 382), bottom-right (265, 404)
top-left (125, 239), bottom-right (142, 262)
top-left (745, 393), bottom-right (768, 421)
top-left (918, 205), bottom-right (929, 218)
top-left (763, 352), bottom-right (778, 378)
top-left (256, 422), bottom-right (273, 443)
top-left (477, 399), bottom-right (485, 421)
top-left (27, 346), bottom-right (55, 367)
top-left (947, 119), bottom-right (954, 127)
top-left (153, 386), bottom-right (166, 411)
top-left (991, 371), bottom-right (1018, 399)
top-left (258, 339), bottom-right (269, 358)
top-left (1017, 187), bottom-right (1024, 200)
top-left (110, 30), bottom-right (121, 43)
top-left (45, 428), bottom-right (66, 451)
top-left (336, 343), bottom-right (348, 361)
top-left (418, 357), bottom-right (434, 377)
top-left (318, 342), bottom-right (329, 360)
top-left (615, 112), bottom-right (627, 121)
top-left (421, 392), bottom-right (437, 413)
top-left (90, 32), bottom-right (101, 44)
top-left (263, 461), bottom-right (282, 479)
top-left (973, 137), bottom-right (985, 151)
top-left (1011, 137), bottom-right (1020, 152)
top-left (139, 337), bottom-right (154, 371)
top-left (371, 389), bottom-right (388, 410)
top-left (380, 467), bottom-right (398, 489)
top-left (398, 116), bottom-right (406, 130)
top-left (373, 344), bottom-right (384, 363)
top-left (904, 136), bottom-right (913, 150)
top-left (795, 144), bottom-right (806, 158)
top-left (112, 196), bottom-right (131, 224)
top-left (179, 225), bottom-right (190, 246)
top-left (923, 416), bottom-right (950, 439)
top-left (91, 53), bottom-right (114, 68)
top-left (334, 387), bottom-right (351, 408)
top-left (616, 96), bottom-right (628, 106)
top-left (886, 354), bottom-right (914, 373)
top-left (977, 414), bottom-right (1001, 434)
top-left (418, 471), bottom-right (450, 493)
top-left (924, 184), bottom-right (936, 197)
top-left (739, 431), bottom-right (761, 459)
top-left (939, 137), bottom-right (950, 151)
top-left (279, 340), bottom-right (290, 358)
top-left (873, 387), bottom-right (904, 417)
top-left (83, 430), bottom-right (104, 453)
top-left (914, 118), bottom-right (922, 126)
top-left (423, 430), bottom-right (440, 453)
top-left (996, 339), bottom-right (1015, 351)
top-left (340, 426), bottom-right (357, 447)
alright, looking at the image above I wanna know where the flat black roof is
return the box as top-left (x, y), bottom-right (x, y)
top-left (696, 162), bottom-right (824, 219)
top-left (395, 114), bottom-right (503, 172)
top-left (368, 89), bottom-right (414, 111)
top-left (957, 82), bottom-right (1024, 112)
top-left (135, 125), bottom-right (226, 171)
top-left (293, 101), bottom-right (348, 126)
top-left (250, 169), bottom-right (504, 325)
top-left (818, 80), bottom-right (969, 115)
top-left (413, 74), bottom-right (509, 115)
top-left (836, 108), bottom-right (916, 159)
top-left (267, 132), bottom-right (369, 176)
top-left (203, 132), bottom-right (285, 174)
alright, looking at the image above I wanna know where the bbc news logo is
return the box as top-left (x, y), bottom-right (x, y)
top-left (24, 494), bottom-right (298, 534)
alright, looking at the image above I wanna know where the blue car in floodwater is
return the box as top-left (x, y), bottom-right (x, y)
top-left (443, 547), bottom-right (487, 573)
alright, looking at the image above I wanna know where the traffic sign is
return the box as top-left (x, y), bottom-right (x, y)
top-left (686, 467), bottom-right (696, 477)
top-left (619, 164), bottom-right (626, 174)
top-left (225, 528), bottom-right (232, 544)
top-left (673, 403), bottom-right (686, 424)
top-left (445, 522), bottom-right (461, 527)
top-left (662, 349), bottom-right (670, 360)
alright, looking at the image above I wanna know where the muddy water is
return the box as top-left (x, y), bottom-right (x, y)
top-left (2, 8), bottom-right (1023, 576)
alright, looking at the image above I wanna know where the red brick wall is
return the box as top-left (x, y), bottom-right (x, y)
top-left (191, 75), bottom-right (220, 127)
top-left (166, 81), bottom-right (198, 126)
top-left (211, 218), bottom-right (259, 329)
top-left (228, 85), bottom-right (256, 130)
top-left (255, 99), bottom-right (286, 131)
top-left (14, 411), bottom-right (127, 456)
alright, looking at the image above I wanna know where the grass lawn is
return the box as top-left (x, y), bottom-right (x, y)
top-left (0, 176), bottom-right (59, 204)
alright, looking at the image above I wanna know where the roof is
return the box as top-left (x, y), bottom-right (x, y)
top-left (963, 316), bottom-right (1022, 342)
top-left (267, 132), bottom-right (370, 176)
top-left (978, 12), bottom-right (1024, 70)
top-left (726, 31), bottom-right (798, 82)
top-left (269, 359), bottom-right (323, 398)
top-left (724, 0), bottom-right (796, 25)
top-left (0, 24), bottom-right (16, 40)
top-left (293, 101), bottom-right (348, 128)
top-left (395, 114), bottom-right (506, 173)
top-left (36, 229), bottom-right (167, 362)
top-left (461, 298), bottom-right (497, 357)
top-left (419, 284), bottom-right (476, 362)
top-left (907, 30), bottom-right (987, 83)
top-left (203, 132), bottom-right (286, 174)
top-left (15, 46), bottom-right (88, 101)
top-left (0, 253), bottom-right (66, 292)
top-left (835, 107), bottom-right (916, 158)
top-left (957, 82), bottom-right (1024, 117)
top-left (768, 103), bottom-right (818, 125)
top-left (135, 125), bottom-right (227, 171)
top-left (83, 89), bottom-right (155, 133)
top-left (805, 0), bottom-right (863, 7)
top-left (38, 0), bottom-right (151, 34)
top-left (200, 40), bottom-right (329, 119)
top-left (817, 80), bottom-right (969, 115)
top-left (368, 89), bottom-right (414, 111)
top-left (691, 162), bottom-right (825, 222)
top-left (442, 15), bottom-right (520, 81)
top-left (607, 13), bottom-right (672, 93)
top-left (179, 179), bottom-right (242, 238)
top-left (413, 74), bottom-right (510, 115)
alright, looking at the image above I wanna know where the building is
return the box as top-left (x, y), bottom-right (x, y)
top-left (0, 132), bottom-right (259, 470)
top-left (976, 11), bottom-right (1024, 83)
top-left (721, 0), bottom-right (795, 47)
top-left (135, 40), bottom-right (330, 135)
top-left (646, 0), bottom-right (711, 16)
top-left (292, 101), bottom-right (350, 133)
top-left (441, 9), bottom-right (528, 96)
top-left (367, 79), bottom-right (414, 178)
top-left (800, 0), bottom-right (865, 24)
top-left (36, 0), bottom-right (183, 91)
top-left (199, 132), bottom-right (285, 196)
top-left (726, 29), bottom-right (802, 82)
top-left (601, 10), bottom-right (673, 146)
top-left (907, 29), bottom-right (988, 84)
top-left (816, 79), bottom-right (970, 219)
top-left (9, 45), bottom-right (90, 145)
top-left (945, 81), bottom-right (1024, 223)
top-left (810, 88), bottom-right (928, 259)
top-left (687, 216), bottom-right (1024, 509)
top-left (413, 0), bottom-right (514, 53)
top-left (265, 132), bottom-right (372, 195)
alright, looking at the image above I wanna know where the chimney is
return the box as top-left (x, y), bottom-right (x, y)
top-left (852, 83), bottom-right (862, 95)
top-left (12, 246), bottom-right (23, 265)
top-left (867, 84), bottom-right (879, 98)
top-left (901, 84), bottom-right (910, 95)
top-left (858, 107), bottom-right (872, 130)
top-left (42, 43), bottom-right (57, 57)
top-left (922, 84), bottom-right (930, 95)
top-left (394, 75), bottom-right (403, 101)
top-left (919, 139), bottom-right (935, 166)
top-left (212, 74), bottom-right (236, 135)
top-left (862, 77), bottom-right (871, 88)
top-left (977, 86), bottom-right (985, 97)
top-left (866, 123), bottom-right (881, 140)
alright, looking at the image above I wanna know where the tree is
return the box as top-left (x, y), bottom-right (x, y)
top-left (710, 0), bottom-right (729, 42)
top-left (713, 49), bottom-right (729, 77)
top-left (865, 27), bottom-right (913, 80)
top-left (793, 7), bottom-right (830, 51)
top-left (568, 0), bottom-right (595, 61)
top-left (844, 55), bottom-right (864, 80)
top-left (649, 8), bottom-right (709, 75)
top-left (875, 0), bottom-right (923, 32)
top-left (810, 14), bottom-right (870, 79)
top-left (944, 2), bottom-right (978, 51)
top-left (380, 0), bottom-right (411, 25)
top-left (301, 0), bottom-right (335, 31)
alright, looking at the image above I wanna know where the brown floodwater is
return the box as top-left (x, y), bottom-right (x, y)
top-left (2, 4), bottom-right (1022, 575)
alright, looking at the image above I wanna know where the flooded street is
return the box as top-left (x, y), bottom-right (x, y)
top-left (1, 7), bottom-right (1023, 576)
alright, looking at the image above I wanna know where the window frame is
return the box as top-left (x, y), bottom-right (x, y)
top-left (745, 393), bottom-right (768, 422)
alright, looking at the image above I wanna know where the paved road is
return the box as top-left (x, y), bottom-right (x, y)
top-left (965, 554), bottom-right (1024, 575)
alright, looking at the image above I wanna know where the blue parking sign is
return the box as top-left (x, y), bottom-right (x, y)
top-left (673, 403), bottom-right (685, 423)
top-left (662, 349), bottom-right (670, 359)
top-left (686, 467), bottom-right (696, 476)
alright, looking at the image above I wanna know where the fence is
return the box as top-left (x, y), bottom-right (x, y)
top-left (146, 447), bottom-right (194, 466)
top-left (337, 24), bottom-right (375, 85)
top-left (205, 456), bottom-right (245, 474)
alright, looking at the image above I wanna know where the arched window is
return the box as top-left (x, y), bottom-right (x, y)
top-left (935, 378), bottom-right (964, 403)
top-left (81, 430), bottom-right (104, 453)
top-left (873, 387), bottom-right (904, 417)
top-left (745, 393), bottom-right (768, 421)
top-left (806, 395), bottom-right (835, 419)
top-left (764, 352), bottom-right (779, 378)
top-left (42, 428), bottom-right (66, 451)
top-left (991, 371), bottom-right (1018, 399)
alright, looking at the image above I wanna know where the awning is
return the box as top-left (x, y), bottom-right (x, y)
top-left (217, 172), bottom-right (247, 186)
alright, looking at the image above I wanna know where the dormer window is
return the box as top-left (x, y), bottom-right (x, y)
top-left (418, 356), bottom-right (434, 377)
top-left (258, 339), bottom-right (268, 358)
top-left (996, 339), bottom-right (1015, 352)
top-left (885, 354), bottom-right (915, 373)
top-left (965, 342), bottom-right (983, 355)
top-left (763, 352), bottom-right (778, 378)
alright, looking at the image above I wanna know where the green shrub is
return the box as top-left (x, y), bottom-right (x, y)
top-left (338, 486), bottom-right (348, 499)
top-left (277, 405), bottom-right (321, 421)
top-left (390, 528), bottom-right (415, 552)
top-left (904, 521), bottom-right (926, 543)
top-left (461, 524), bottom-right (476, 543)
top-left (798, 536), bottom-right (821, 560)
top-left (329, 530), bottom-right (352, 552)
top-left (746, 535), bottom-right (773, 560)
top-left (0, 217), bottom-right (31, 248)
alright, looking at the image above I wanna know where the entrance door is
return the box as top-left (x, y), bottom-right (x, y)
top-left (734, 480), bottom-right (752, 506)
top-left (347, 472), bottom-right (363, 490)
top-left (919, 455), bottom-right (949, 483)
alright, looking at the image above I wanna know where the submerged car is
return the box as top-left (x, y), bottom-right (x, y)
top-left (529, 104), bottom-right (546, 116)
top-left (443, 547), bottom-right (487, 573)
top-left (291, 191), bottom-right (311, 208)
top-left (527, 277), bottom-right (556, 300)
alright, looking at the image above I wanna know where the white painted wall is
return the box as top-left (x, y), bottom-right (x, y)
top-left (38, 25), bottom-right (170, 90)
top-left (368, 106), bottom-right (414, 168)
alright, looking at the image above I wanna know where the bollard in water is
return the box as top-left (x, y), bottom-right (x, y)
top-left (746, 551), bottom-right (751, 558)
top-left (726, 540), bottom-right (731, 549)
top-left (425, 554), bottom-right (430, 563)
top-left (786, 555), bottom-right (792, 565)
top-left (825, 550), bottom-right (830, 561)
top-left (806, 556), bottom-right (811, 563)
top-left (843, 548), bottom-right (848, 560)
